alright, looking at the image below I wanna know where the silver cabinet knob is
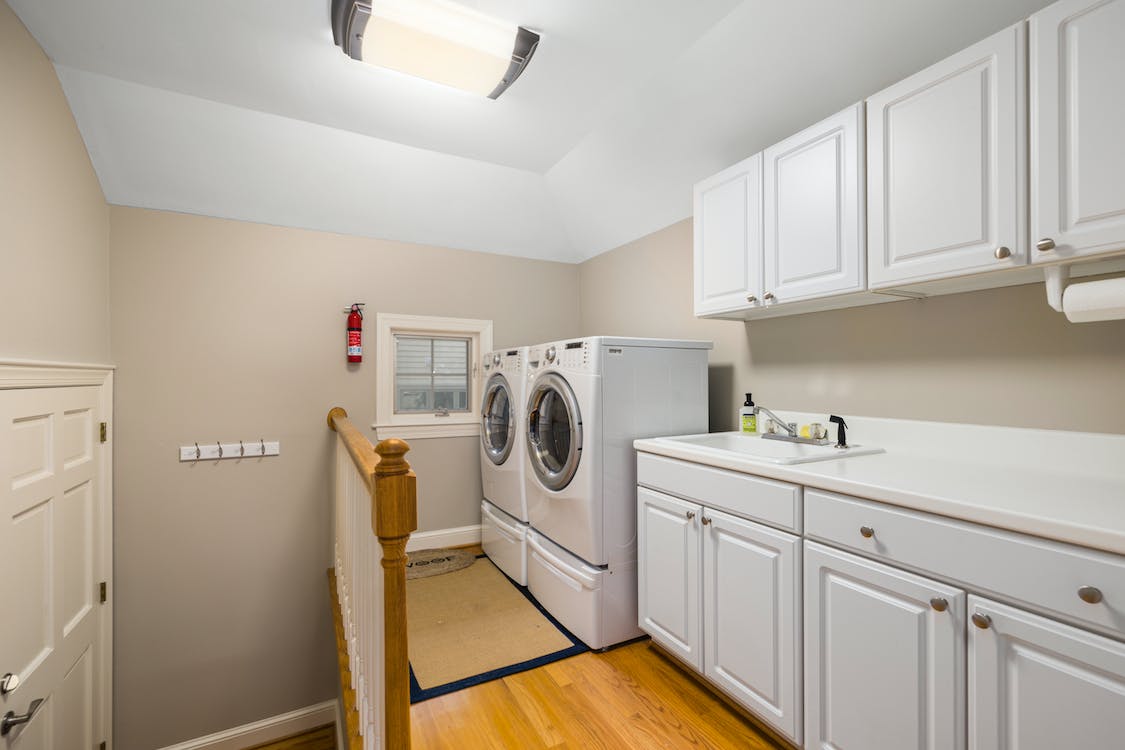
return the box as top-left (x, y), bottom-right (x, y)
top-left (686, 510), bottom-right (696, 521)
top-left (994, 246), bottom-right (1012, 260)
top-left (701, 516), bottom-right (712, 526)
top-left (746, 295), bottom-right (758, 304)
top-left (859, 526), bottom-right (875, 539)
top-left (763, 292), bottom-right (776, 302)
top-left (971, 612), bottom-right (992, 630)
top-left (1037, 238), bottom-right (1056, 253)
top-left (1, 698), bottom-right (43, 736)
top-left (930, 597), bottom-right (949, 612)
top-left (1078, 586), bottom-right (1103, 604)
top-left (0, 673), bottom-right (19, 695)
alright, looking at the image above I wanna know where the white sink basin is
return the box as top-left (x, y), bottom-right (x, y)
top-left (657, 432), bottom-right (884, 465)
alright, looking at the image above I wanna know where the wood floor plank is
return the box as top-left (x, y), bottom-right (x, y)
top-left (246, 723), bottom-right (335, 750)
top-left (411, 640), bottom-right (787, 749)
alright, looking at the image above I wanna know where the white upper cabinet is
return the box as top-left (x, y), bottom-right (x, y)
top-left (763, 103), bottom-right (866, 304)
top-left (1031, 0), bottom-right (1125, 263)
top-left (693, 155), bottom-right (762, 315)
top-left (867, 23), bottom-right (1027, 287)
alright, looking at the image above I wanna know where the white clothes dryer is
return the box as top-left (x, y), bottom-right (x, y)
top-left (522, 337), bottom-right (711, 648)
top-left (479, 347), bottom-right (530, 584)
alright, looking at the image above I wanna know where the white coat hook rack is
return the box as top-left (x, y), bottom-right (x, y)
top-left (179, 439), bottom-right (281, 462)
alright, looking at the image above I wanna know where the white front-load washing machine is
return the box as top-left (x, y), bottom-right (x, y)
top-left (479, 347), bottom-right (530, 584)
top-left (523, 337), bottom-right (711, 648)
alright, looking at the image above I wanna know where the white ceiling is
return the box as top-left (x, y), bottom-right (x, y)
top-left (9, 0), bottom-right (1053, 263)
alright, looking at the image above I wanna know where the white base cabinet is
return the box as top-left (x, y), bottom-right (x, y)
top-left (637, 487), bottom-right (802, 744)
top-left (969, 595), bottom-right (1125, 750)
top-left (804, 541), bottom-right (966, 750)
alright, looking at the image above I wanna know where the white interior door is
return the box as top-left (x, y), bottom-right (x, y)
top-left (867, 22), bottom-right (1026, 286)
top-left (0, 384), bottom-right (108, 749)
top-left (1031, 0), bottom-right (1125, 263)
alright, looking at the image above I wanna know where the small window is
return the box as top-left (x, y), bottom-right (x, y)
top-left (394, 335), bottom-right (470, 414)
top-left (375, 313), bottom-right (493, 440)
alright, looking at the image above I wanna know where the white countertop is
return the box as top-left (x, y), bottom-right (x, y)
top-left (634, 413), bottom-right (1125, 556)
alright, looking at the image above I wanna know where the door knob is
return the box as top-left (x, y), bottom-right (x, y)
top-left (994, 246), bottom-right (1012, 260)
top-left (1, 698), bottom-right (44, 736)
top-left (0, 673), bottom-right (18, 695)
top-left (1037, 238), bottom-right (1056, 252)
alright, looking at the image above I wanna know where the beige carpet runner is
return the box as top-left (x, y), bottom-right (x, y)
top-left (406, 556), bottom-right (587, 701)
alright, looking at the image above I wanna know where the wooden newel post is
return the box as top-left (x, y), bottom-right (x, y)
top-left (373, 438), bottom-right (417, 749)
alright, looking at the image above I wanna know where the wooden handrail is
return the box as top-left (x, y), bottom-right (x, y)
top-left (328, 406), bottom-right (417, 750)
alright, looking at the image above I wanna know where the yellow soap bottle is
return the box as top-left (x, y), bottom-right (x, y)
top-left (740, 393), bottom-right (757, 433)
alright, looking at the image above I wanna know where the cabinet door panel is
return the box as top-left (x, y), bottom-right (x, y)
top-left (868, 23), bottom-right (1026, 286)
top-left (693, 155), bottom-right (762, 315)
top-left (764, 104), bottom-right (865, 303)
top-left (637, 487), bottom-right (701, 670)
top-left (805, 541), bottom-right (965, 750)
top-left (969, 595), bottom-right (1125, 750)
top-left (1032, 0), bottom-right (1125, 262)
top-left (704, 509), bottom-right (801, 744)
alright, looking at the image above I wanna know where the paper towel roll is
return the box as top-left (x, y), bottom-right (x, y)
top-left (1062, 277), bottom-right (1125, 323)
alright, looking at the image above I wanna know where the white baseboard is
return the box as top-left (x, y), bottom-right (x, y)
top-left (157, 700), bottom-right (335, 750)
top-left (406, 523), bottom-right (482, 552)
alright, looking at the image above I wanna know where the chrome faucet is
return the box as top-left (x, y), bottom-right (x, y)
top-left (755, 406), bottom-right (797, 438)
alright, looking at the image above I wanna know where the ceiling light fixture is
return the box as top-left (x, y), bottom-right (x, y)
top-left (330, 0), bottom-right (540, 99)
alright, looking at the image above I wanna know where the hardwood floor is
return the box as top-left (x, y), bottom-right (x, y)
top-left (410, 640), bottom-right (787, 749)
top-left (247, 724), bottom-right (335, 750)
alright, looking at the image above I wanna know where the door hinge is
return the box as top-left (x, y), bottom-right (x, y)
top-left (99, 581), bottom-right (107, 604)
top-left (99, 422), bottom-right (108, 443)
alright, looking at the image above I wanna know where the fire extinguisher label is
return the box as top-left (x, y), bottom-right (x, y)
top-left (347, 330), bottom-right (361, 356)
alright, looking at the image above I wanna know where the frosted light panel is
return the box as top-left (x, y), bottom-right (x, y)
top-left (361, 0), bottom-right (517, 96)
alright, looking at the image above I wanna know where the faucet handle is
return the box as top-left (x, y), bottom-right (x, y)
top-left (828, 415), bottom-right (848, 449)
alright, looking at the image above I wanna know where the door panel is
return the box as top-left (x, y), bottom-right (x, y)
top-left (704, 509), bottom-right (801, 744)
top-left (969, 595), bottom-right (1125, 750)
top-left (764, 103), bottom-right (866, 303)
top-left (0, 386), bottom-right (104, 749)
top-left (637, 488), bottom-right (701, 671)
top-left (804, 541), bottom-right (965, 750)
top-left (868, 23), bottom-right (1025, 285)
top-left (1032, 0), bottom-right (1125, 261)
top-left (693, 154), bottom-right (762, 315)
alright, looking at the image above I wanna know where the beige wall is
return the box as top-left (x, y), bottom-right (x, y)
top-left (0, 3), bottom-right (109, 363)
top-left (109, 207), bottom-right (579, 749)
top-left (579, 219), bottom-right (1125, 434)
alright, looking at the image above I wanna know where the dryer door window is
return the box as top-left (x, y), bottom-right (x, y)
top-left (481, 373), bottom-right (514, 465)
top-left (526, 372), bottom-right (582, 491)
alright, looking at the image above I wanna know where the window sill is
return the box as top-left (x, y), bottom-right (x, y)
top-left (371, 422), bottom-right (481, 441)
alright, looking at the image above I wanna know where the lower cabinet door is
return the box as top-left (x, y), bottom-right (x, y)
top-left (804, 541), bottom-right (966, 750)
top-left (637, 487), bottom-right (702, 670)
top-left (703, 508), bottom-right (802, 744)
top-left (969, 595), bottom-right (1125, 750)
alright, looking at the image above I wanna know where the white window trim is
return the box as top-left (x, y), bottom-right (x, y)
top-left (373, 313), bottom-right (492, 440)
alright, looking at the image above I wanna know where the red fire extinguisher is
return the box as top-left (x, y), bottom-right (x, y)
top-left (346, 303), bottom-right (365, 363)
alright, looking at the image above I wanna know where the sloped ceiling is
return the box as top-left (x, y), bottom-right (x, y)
top-left (9, 0), bottom-right (1051, 262)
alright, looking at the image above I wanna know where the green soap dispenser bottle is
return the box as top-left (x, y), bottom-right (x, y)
top-left (740, 393), bottom-right (757, 433)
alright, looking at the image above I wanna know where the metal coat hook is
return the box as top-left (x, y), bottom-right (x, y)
top-left (194, 442), bottom-right (201, 460)
top-left (239, 440), bottom-right (245, 457)
top-left (217, 441), bottom-right (223, 459)
top-left (260, 438), bottom-right (265, 454)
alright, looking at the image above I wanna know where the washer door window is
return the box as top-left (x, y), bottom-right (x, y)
top-left (526, 372), bottom-right (582, 491)
top-left (481, 373), bottom-right (514, 465)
